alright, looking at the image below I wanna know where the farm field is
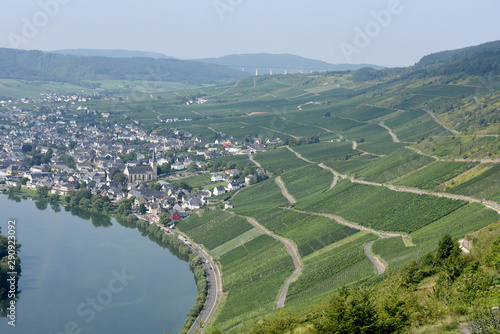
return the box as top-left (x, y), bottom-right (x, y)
top-left (296, 180), bottom-right (466, 233)
top-left (394, 161), bottom-right (478, 189)
top-left (280, 164), bottom-right (333, 200)
top-left (285, 233), bottom-right (378, 311)
top-left (292, 141), bottom-right (360, 164)
top-left (384, 109), bottom-right (451, 142)
top-left (246, 207), bottom-right (358, 257)
top-left (177, 210), bottom-right (252, 250)
top-left (253, 147), bottom-right (309, 173)
top-left (447, 163), bottom-right (500, 201)
top-left (371, 203), bottom-right (499, 268)
top-left (355, 148), bottom-right (435, 183)
top-left (412, 135), bottom-right (500, 160)
top-left (209, 235), bottom-right (295, 332)
top-left (230, 177), bottom-right (289, 215)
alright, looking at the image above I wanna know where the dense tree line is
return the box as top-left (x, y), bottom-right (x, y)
top-left (0, 48), bottom-right (248, 86)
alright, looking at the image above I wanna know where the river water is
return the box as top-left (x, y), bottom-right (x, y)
top-left (0, 195), bottom-right (197, 334)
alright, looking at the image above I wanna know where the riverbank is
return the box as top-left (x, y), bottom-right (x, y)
top-left (0, 190), bottom-right (209, 334)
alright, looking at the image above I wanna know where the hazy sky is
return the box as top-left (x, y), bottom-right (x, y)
top-left (1, 0), bottom-right (499, 67)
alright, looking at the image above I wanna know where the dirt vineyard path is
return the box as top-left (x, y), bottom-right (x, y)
top-left (377, 121), bottom-right (401, 143)
top-left (275, 176), bottom-right (296, 204)
top-left (242, 216), bottom-right (302, 309)
top-left (423, 108), bottom-right (460, 134)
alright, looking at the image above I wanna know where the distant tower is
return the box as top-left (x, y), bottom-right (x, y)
top-left (242, 67), bottom-right (245, 72)
top-left (150, 148), bottom-right (158, 179)
top-left (255, 68), bottom-right (258, 76)
top-left (285, 70), bottom-right (287, 75)
top-left (270, 69), bottom-right (272, 75)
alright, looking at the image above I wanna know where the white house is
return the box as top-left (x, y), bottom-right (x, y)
top-left (211, 173), bottom-right (223, 182)
top-left (213, 185), bottom-right (226, 196)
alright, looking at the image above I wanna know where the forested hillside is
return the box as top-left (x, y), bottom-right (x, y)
top-left (0, 48), bottom-right (249, 86)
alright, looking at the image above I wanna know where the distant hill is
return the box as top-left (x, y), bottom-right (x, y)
top-left (193, 53), bottom-right (384, 75)
top-left (52, 49), bottom-right (176, 59)
top-left (0, 48), bottom-right (249, 86)
top-left (416, 40), bottom-right (500, 67)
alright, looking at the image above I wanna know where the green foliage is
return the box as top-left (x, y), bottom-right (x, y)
top-left (355, 148), bottom-right (434, 183)
top-left (297, 180), bottom-right (466, 233)
top-left (0, 48), bottom-right (248, 86)
top-left (280, 165), bottom-right (331, 201)
top-left (253, 147), bottom-right (309, 174)
top-left (178, 211), bottom-right (252, 250)
top-left (448, 164), bottom-right (500, 201)
top-left (313, 287), bottom-right (380, 334)
top-left (112, 172), bottom-right (127, 182)
top-left (0, 234), bottom-right (22, 299)
top-left (395, 161), bottom-right (477, 189)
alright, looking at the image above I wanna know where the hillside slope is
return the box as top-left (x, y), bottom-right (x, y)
top-left (194, 53), bottom-right (384, 74)
top-left (0, 48), bottom-right (249, 86)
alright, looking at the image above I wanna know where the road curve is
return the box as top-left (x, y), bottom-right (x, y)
top-left (275, 176), bottom-right (296, 204)
top-left (423, 108), bottom-right (460, 135)
top-left (364, 240), bottom-right (385, 274)
top-left (248, 154), bottom-right (262, 168)
top-left (243, 216), bottom-right (302, 308)
top-left (174, 231), bottom-right (222, 334)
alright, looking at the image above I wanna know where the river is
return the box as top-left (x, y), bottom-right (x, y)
top-left (0, 195), bottom-right (197, 334)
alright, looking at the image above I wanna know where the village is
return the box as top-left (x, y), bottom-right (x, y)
top-left (0, 95), bottom-right (273, 225)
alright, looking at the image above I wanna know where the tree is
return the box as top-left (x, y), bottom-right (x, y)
top-left (36, 186), bottom-right (49, 199)
top-left (159, 212), bottom-right (171, 226)
top-left (437, 234), bottom-right (460, 263)
top-left (117, 200), bottom-right (132, 216)
top-left (113, 172), bottom-right (127, 183)
top-left (158, 163), bottom-right (171, 175)
top-left (139, 203), bottom-right (146, 215)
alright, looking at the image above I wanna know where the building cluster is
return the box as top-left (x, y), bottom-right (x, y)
top-left (0, 99), bottom-right (274, 219)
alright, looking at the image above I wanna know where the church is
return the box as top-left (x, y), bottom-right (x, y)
top-left (124, 149), bottom-right (158, 183)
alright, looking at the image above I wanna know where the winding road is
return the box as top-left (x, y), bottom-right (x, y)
top-left (243, 216), bottom-right (302, 308)
top-left (423, 108), bottom-right (460, 135)
top-left (364, 241), bottom-right (385, 274)
top-left (275, 176), bottom-right (296, 204)
top-left (177, 231), bottom-right (222, 334)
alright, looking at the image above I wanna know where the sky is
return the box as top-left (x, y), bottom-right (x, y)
top-left (1, 0), bottom-right (499, 67)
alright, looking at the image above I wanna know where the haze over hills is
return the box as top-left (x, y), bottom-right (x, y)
top-left (193, 53), bottom-right (385, 75)
top-left (0, 48), bottom-right (249, 86)
top-left (51, 49), bottom-right (176, 59)
top-left (416, 40), bottom-right (500, 67)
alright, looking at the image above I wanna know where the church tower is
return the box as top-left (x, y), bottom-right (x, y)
top-left (151, 148), bottom-right (158, 179)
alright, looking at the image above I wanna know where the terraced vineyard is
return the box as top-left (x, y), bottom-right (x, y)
top-left (176, 210), bottom-right (252, 250)
top-left (296, 180), bottom-right (467, 233)
top-left (163, 63), bottom-right (500, 333)
top-left (394, 161), bottom-right (478, 189)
